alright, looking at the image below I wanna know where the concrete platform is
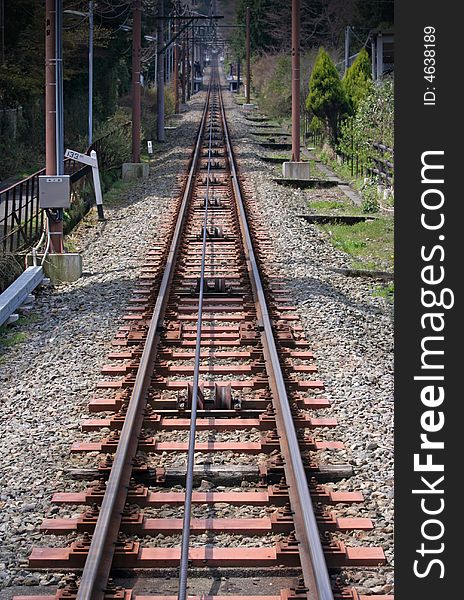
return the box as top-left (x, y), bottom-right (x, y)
top-left (122, 162), bottom-right (149, 181)
top-left (282, 161), bottom-right (310, 180)
top-left (27, 253), bottom-right (82, 284)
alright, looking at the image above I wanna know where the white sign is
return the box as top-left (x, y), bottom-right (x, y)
top-left (65, 148), bottom-right (96, 167)
top-left (147, 140), bottom-right (153, 155)
top-left (65, 148), bottom-right (104, 219)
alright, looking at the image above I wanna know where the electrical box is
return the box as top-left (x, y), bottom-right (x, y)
top-left (39, 175), bottom-right (71, 209)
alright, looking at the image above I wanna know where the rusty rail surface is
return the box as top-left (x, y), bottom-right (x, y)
top-left (15, 64), bottom-right (391, 600)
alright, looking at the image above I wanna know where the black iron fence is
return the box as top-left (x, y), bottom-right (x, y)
top-left (370, 141), bottom-right (394, 186)
top-left (0, 121), bottom-right (131, 255)
top-left (302, 113), bottom-right (394, 185)
top-left (0, 159), bottom-right (90, 254)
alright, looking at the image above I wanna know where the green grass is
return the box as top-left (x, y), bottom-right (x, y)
top-left (315, 148), bottom-right (365, 190)
top-left (0, 328), bottom-right (27, 349)
top-left (0, 314), bottom-right (40, 363)
top-left (64, 239), bottom-right (78, 253)
top-left (309, 199), bottom-right (345, 212)
top-left (373, 282), bottom-right (395, 303)
top-left (320, 216), bottom-right (394, 272)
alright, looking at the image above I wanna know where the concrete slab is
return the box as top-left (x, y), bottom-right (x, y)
top-left (0, 266), bottom-right (43, 327)
top-left (338, 183), bottom-right (362, 207)
top-left (303, 148), bottom-right (362, 206)
top-left (282, 161), bottom-right (310, 180)
top-left (242, 103), bottom-right (256, 110)
top-left (122, 162), bottom-right (149, 181)
top-left (27, 253), bottom-right (82, 284)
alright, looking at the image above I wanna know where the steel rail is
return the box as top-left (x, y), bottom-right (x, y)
top-left (75, 80), bottom-right (213, 600)
top-left (218, 80), bottom-right (334, 600)
top-left (178, 70), bottom-right (217, 600)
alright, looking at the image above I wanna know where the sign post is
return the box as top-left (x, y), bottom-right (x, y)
top-left (65, 149), bottom-right (105, 220)
top-left (147, 140), bottom-right (154, 170)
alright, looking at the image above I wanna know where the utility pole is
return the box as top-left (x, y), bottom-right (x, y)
top-left (344, 25), bottom-right (351, 74)
top-left (55, 0), bottom-right (64, 177)
top-left (181, 33), bottom-right (186, 104)
top-left (190, 22), bottom-right (195, 96)
top-left (1, 0), bottom-right (5, 66)
top-left (166, 15), bottom-right (171, 82)
top-left (245, 6), bottom-right (250, 103)
top-left (132, 0), bottom-right (142, 163)
top-left (186, 26), bottom-right (190, 101)
top-left (174, 14), bottom-right (180, 113)
top-left (45, 0), bottom-right (64, 253)
top-left (156, 0), bottom-right (165, 142)
top-left (282, 0), bottom-right (309, 179)
top-left (88, 0), bottom-right (94, 145)
top-left (237, 57), bottom-right (240, 93)
top-left (291, 0), bottom-right (300, 163)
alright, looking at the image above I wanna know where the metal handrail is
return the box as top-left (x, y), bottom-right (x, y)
top-left (0, 158), bottom-right (87, 254)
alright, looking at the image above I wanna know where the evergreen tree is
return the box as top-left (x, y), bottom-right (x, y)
top-left (232, 0), bottom-right (273, 60)
top-left (343, 47), bottom-right (372, 113)
top-left (306, 47), bottom-right (348, 142)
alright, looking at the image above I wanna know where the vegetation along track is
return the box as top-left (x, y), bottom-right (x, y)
top-left (15, 65), bottom-right (391, 600)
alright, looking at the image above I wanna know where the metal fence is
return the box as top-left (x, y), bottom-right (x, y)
top-left (0, 121), bottom-right (131, 255)
top-left (302, 113), bottom-right (394, 185)
top-left (0, 159), bottom-right (90, 254)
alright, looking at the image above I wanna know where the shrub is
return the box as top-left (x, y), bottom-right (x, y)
top-left (164, 83), bottom-right (175, 117)
top-left (141, 87), bottom-right (157, 141)
top-left (361, 180), bottom-right (380, 213)
top-left (306, 48), bottom-right (348, 143)
top-left (252, 54), bottom-right (292, 118)
top-left (309, 115), bottom-right (325, 133)
top-left (338, 78), bottom-right (394, 183)
top-left (342, 48), bottom-right (372, 113)
top-left (93, 108), bottom-right (132, 170)
top-left (0, 255), bottom-right (23, 294)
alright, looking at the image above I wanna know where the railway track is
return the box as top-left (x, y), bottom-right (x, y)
top-left (15, 65), bottom-right (392, 600)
